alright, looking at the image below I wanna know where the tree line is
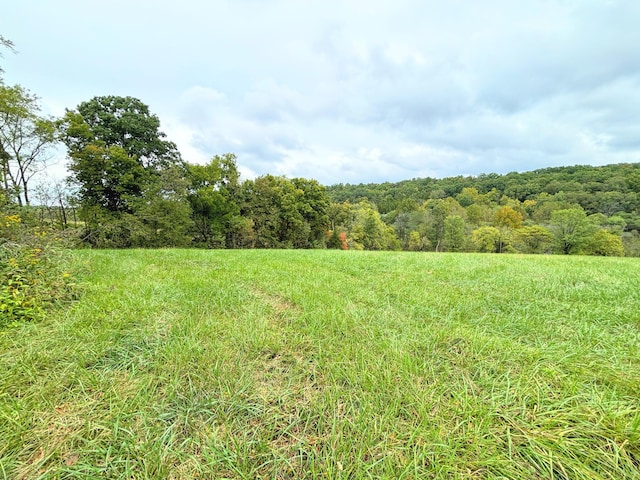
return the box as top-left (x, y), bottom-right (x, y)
top-left (1, 37), bottom-right (638, 256)
top-left (327, 163), bottom-right (640, 256)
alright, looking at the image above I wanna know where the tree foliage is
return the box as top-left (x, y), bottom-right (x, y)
top-left (60, 96), bottom-right (192, 247)
top-left (328, 162), bottom-right (639, 256)
top-left (443, 215), bottom-right (466, 252)
top-left (471, 226), bottom-right (502, 253)
top-left (514, 226), bottom-right (553, 254)
top-left (494, 205), bottom-right (523, 229)
top-left (549, 208), bottom-right (598, 255)
top-left (0, 85), bottom-right (57, 206)
top-left (240, 175), bottom-right (330, 249)
top-left (187, 154), bottom-right (241, 247)
top-left (583, 230), bottom-right (625, 257)
top-left (61, 96), bottom-right (182, 216)
top-left (63, 96), bottom-right (180, 168)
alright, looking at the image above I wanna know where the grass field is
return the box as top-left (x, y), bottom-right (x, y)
top-left (1, 249), bottom-right (639, 479)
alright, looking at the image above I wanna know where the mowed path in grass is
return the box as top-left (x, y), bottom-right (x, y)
top-left (1, 249), bottom-right (639, 479)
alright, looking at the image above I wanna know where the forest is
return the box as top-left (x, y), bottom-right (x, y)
top-left (326, 162), bottom-right (640, 256)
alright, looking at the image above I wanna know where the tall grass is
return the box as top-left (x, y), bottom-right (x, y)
top-left (1, 250), bottom-right (639, 479)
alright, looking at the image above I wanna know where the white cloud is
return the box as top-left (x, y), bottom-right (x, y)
top-left (3, 0), bottom-right (640, 184)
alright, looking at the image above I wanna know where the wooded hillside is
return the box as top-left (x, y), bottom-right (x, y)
top-left (326, 163), bottom-right (640, 255)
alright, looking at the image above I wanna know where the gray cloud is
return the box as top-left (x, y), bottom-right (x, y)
top-left (3, 0), bottom-right (640, 184)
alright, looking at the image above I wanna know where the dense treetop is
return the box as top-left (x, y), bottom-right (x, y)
top-left (327, 163), bottom-right (640, 217)
top-left (62, 96), bottom-right (181, 169)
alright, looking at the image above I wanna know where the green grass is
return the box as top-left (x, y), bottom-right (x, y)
top-left (1, 249), bottom-right (639, 479)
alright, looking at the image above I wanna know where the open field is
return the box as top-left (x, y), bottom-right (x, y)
top-left (1, 249), bottom-right (639, 479)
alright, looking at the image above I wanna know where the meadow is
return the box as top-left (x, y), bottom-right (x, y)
top-left (1, 249), bottom-right (639, 479)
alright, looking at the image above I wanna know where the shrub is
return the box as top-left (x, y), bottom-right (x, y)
top-left (1, 212), bottom-right (81, 326)
top-left (583, 229), bottom-right (625, 257)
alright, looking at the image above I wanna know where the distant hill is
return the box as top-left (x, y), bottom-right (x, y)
top-left (327, 162), bottom-right (640, 218)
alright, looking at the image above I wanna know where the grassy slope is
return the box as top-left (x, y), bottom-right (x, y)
top-left (1, 249), bottom-right (639, 479)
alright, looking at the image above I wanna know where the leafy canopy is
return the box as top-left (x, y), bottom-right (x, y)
top-left (61, 96), bottom-right (182, 213)
top-left (61, 95), bottom-right (180, 169)
top-left (0, 84), bottom-right (57, 206)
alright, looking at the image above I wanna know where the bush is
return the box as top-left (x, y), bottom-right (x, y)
top-left (582, 229), bottom-right (625, 257)
top-left (1, 211), bottom-right (81, 326)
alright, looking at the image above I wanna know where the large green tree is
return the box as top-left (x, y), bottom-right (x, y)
top-left (471, 226), bottom-right (501, 253)
top-left (64, 96), bottom-right (180, 168)
top-left (443, 215), bottom-right (466, 251)
top-left (583, 230), bottom-right (625, 257)
top-left (514, 225), bottom-right (553, 254)
top-left (291, 177), bottom-right (330, 247)
top-left (241, 174), bottom-right (331, 249)
top-left (349, 200), bottom-right (399, 250)
top-left (61, 96), bottom-right (182, 214)
top-left (241, 175), bottom-right (283, 248)
top-left (187, 153), bottom-right (241, 247)
top-left (549, 208), bottom-right (598, 254)
top-left (128, 165), bottom-right (194, 248)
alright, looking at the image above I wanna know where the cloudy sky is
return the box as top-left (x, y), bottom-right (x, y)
top-left (2, 0), bottom-right (640, 185)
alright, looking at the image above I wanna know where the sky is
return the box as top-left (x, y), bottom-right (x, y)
top-left (2, 0), bottom-right (640, 185)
